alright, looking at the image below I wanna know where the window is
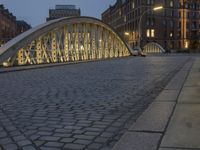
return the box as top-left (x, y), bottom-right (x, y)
top-left (124, 16), bottom-right (127, 22)
top-left (185, 41), bottom-right (189, 48)
top-left (170, 41), bottom-right (174, 49)
top-left (146, 29), bottom-right (155, 37)
top-left (192, 22), bottom-right (197, 29)
top-left (122, 0), bottom-right (126, 4)
top-left (151, 29), bottom-right (155, 37)
top-left (178, 11), bottom-right (181, 18)
top-left (147, 19), bottom-right (150, 26)
top-left (147, 0), bottom-right (154, 5)
top-left (119, 10), bottom-right (122, 16)
top-left (170, 20), bottom-right (174, 28)
top-left (178, 21), bottom-right (181, 29)
top-left (132, 2), bottom-right (135, 9)
top-left (170, 32), bottom-right (173, 37)
top-left (177, 31), bottom-right (181, 38)
top-left (185, 3), bottom-right (188, 8)
top-left (163, 20), bottom-right (167, 26)
top-left (146, 29), bottom-right (150, 37)
top-left (146, 18), bottom-right (155, 26)
top-left (177, 3), bottom-right (181, 8)
top-left (187, 12), bottom-right (190, 19)
top-left (151, 18), bottom-right (155, 26)
top-left (186, 22), bottom-right (190, 29)
top-left (171, 11), bottom-right (174, 17)
top-left (170, 1), bottom-right (174, 7)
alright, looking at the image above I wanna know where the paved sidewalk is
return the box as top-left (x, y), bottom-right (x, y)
top-left (113, 58), bottom-right (200, 150)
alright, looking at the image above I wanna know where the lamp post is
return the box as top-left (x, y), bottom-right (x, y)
top-left (138, 6), bottom-right (163, 50)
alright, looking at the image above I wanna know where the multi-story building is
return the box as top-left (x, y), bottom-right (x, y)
top-left (102, 0), bottom-right (200, 52)
top-left (0, 4), bottom-right (16, 45)
top-left (0, 5), bottom-right (31, 47)
top-left (16, 20), bottom-right (31, 36)
top-left (46, 5), bottom-right (81, 21)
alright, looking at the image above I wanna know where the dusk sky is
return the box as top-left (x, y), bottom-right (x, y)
top-left (0, 0), bottom-right (116, 27)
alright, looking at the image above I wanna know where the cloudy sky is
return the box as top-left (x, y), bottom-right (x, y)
top-left (0, 0), bottom-right (116, 27)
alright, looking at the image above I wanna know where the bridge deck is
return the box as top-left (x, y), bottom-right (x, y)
top-left (0, 55), bottom-right (192, 150)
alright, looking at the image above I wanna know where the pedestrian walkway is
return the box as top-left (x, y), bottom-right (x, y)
top-left (112, 58), bottom-right (200, 150)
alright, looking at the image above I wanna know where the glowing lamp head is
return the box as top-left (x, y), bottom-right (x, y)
top-left (153, 6), bottom-right (163, 11)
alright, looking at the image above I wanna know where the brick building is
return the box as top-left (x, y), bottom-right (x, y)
top-left (0, 5), bottom-right (31, 46)
top-left (102, 0), bottom-right (200, 52)
top-left (16, 20), bottom-right (31, 36)
top-left (0, 5), bottom-right (16, 45)
top-left (46, 5), bottom-right (81, 21)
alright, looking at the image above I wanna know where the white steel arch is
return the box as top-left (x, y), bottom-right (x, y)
top-left (0, 17), bottom-right (131, 67)
top-left (143, 42), bottom-right (166, 53)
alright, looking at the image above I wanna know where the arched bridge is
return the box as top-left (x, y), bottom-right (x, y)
top-left (143, 42), bottom-right (166, 53)
top-left (0, 17), bottom-right (131, 67)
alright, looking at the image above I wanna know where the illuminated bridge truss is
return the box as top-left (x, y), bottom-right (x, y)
top-left (0, 17), bottom-right (130, 67)
top-left (143, 42), bottom-right (166, 53)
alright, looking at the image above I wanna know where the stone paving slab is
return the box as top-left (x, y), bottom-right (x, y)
top-left (161, 104), bottom-right (200, 149)
top-left (183, 60), bottom-right (200, 87)
top-left (192, 61), bottom-right (200, 69)
top-left (178, 87), bottom-right (200, 103)
top-left (165, 59), bottom-right (193, 90)
top-left (184, 77), bottom-right (200, 87)
top-left (164, 71), bottom-right (188, 90)
top-left (129, 102), bottom-right (175, 132)
top-left (155, 90), bottom-right (179, 102)
top-left (112, 132), bottom-right (162, 150)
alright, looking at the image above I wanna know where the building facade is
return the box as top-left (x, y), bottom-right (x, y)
top-left (16, 20), bottom-right (31, 36)
top-left (0, 5), bottom-right (31, 47)
top-left (0, 5), bottom-right (16, 45)
top-left (102, 0), bottom-right (200, 52)
top-left (46, 5), bottom-right (81, 21)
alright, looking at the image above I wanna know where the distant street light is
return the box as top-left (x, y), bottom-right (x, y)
top-left (138, 6), bottom-right (163, 50)
top-left (124, 32), bottom-right (130, 36)
top-left (153, 6), bottom-right (163, 11)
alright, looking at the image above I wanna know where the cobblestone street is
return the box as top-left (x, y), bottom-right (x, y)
top-left (0, 55), bottom-right (192, 150)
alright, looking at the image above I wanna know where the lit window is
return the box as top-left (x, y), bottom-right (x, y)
top-left (151, 29), bottom-right (155, 37)
top-left (147, 29), bottom-right (155, 37)
top-left (170, 32), bottom-right (173, 37)
top-left (170, 0), bottom-right (174, 7)
top-left (185, 41), bottom-right (189, 48)
top-left (146, 29), bottom-right (150, 37)
top-left (132, 2), bottom-right (135, 9)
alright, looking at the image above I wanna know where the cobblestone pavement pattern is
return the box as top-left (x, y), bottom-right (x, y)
top-left (0, 56), bottom-right (192, 150)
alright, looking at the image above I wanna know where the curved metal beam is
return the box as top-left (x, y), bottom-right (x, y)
top-left (143, 42), bottom-right (166, 53)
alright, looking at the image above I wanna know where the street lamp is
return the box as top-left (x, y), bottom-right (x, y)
top-left (124, 32), bottom-right (130, 44)
top-left (124, 32), bottom-right (130, 36)
top-left (138, 6), bottom-right (163, 50)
